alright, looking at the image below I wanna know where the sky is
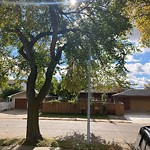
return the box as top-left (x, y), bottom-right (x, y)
top-left (125, 28), bottom-right (150, 89)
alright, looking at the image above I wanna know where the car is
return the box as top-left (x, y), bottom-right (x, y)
top-left (134, 126), bottom-right (150, 150)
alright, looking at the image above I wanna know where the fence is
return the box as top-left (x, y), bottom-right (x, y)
top-left (0, 102), bottom-right (14, 112)
top-left (42, 102), bottom-right (124, 116)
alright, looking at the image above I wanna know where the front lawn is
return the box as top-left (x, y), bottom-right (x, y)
top-left (0, 137), bottom-right (134, 150)
top-left (39, 113), bottom-right (126, 120)
top-left (40, 113), bottom-right (110, 119)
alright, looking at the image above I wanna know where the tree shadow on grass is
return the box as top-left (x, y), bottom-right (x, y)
top-left (54, 132), bottom-right (124, 150)
top-left (13, 145), bottom-right (35, 150)
top-left (0, 138), bottom-right (35, 150)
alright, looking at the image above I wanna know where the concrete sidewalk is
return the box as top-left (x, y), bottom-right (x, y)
top-left (1, 109), bottom-right (150, 123)
top-left (0, 110), bottom-right (130, 123)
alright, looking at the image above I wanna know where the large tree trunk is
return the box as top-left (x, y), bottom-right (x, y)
top-left (26, 98), bottom-right (43, 144)
top-left (25, 64), bottom-right (43, 144)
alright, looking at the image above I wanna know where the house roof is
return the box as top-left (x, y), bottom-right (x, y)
top-left (8, 91), bottom-right (26, 98)
top-left (8, 90), bottom-right (38, 98)
top-left (80, 89), bottom-right (119, 94)
top-left (113, 89), bottom-right (150, 97)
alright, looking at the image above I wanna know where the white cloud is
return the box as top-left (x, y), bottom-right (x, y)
top-left (128, 27), bottom-right (140, 43)
top-left (126, 55), bottom-right (141, 63)
top-left (125, 62), bottom-right (150, 75)
top-left (140, 47), bottom-right (150, 53)
top-left (126, 61), bottom-right (150, 88)
top-left (127, 74), bottom-right (150, 89)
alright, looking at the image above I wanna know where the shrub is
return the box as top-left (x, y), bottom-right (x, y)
top-left (2, 84), bottom-right (22, 100)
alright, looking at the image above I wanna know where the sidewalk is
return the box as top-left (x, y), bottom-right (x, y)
top-left (0, 110), bottom-right (130, 123)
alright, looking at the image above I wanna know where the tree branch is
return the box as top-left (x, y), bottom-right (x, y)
top-left (31, 28), bottom-right (82, 46)
top-left (36, 44), bottom-right (66, 102)
top-left (49, 7), bottom-right (58, 60)
top-left (18, 46), bottom-right (28, 61)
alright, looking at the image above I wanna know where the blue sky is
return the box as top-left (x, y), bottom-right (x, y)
top-left (125, 28), bottom-right (150, 89)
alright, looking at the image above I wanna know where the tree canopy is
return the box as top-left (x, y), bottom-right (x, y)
top-left (125, 0), bottom-right (150, 47)
top-left (1, 82), bottom-right (22, 100)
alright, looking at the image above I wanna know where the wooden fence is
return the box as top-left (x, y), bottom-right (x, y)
top-left (42, 102), bottom-right (124, 116)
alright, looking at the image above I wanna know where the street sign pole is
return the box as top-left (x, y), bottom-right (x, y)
top-left (87, 32), bottom-right (91, 144)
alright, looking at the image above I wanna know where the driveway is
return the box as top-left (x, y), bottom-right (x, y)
top-left (124, 112), bottom-right (150, 123)
top-left (0, 109), bottom-right (27, 119)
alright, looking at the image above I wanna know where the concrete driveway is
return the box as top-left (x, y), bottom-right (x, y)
top-left (0, 109), bottom-right (27, 119)
top-left (124, 112), bottom-right (150, 123)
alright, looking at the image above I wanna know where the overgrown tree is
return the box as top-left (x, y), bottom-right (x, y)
top-left (125, 0), bottom-right (150, 47)
top-left (0, 0), bottom-right (137, 143)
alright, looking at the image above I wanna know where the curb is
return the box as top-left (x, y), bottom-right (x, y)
top-left (27, 117), bottom-right (131, 123)
top-left (0, 117), bottom-right (131, 123)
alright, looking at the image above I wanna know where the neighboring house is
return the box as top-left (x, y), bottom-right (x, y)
top-left (8, 91), bottom-right (27, 109)
top-left (8, 90), bottom-right (43, 109)
top-left (78, 89), bottom-right (121, 102)
top-left (113, 89), bottom-right (150, 112)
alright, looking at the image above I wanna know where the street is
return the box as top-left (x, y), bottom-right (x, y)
top-left (0, 118), bottom-right (149, 145)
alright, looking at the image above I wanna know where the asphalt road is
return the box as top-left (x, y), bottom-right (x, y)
top-left (0, 118), bottom-right (149, 145)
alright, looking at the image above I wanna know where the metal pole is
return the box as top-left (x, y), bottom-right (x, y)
top-left (87, 32), bottom-right (91, 144)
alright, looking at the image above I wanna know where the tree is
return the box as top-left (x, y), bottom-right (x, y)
top-left (0, 46), bottom-right (10, 89)
top-left (49, 77), bottom-right (60, 96)
top-left (0, 0), bottom-right (136, 143)
top-left (125, 0), bottom-right (150, 47)
top-left (91, 62), bottom-right (131, 92)
top-left (2, 82), bottom-right (22, 100)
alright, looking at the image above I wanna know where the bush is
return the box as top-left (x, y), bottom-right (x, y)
top-left (2, 84), bottom-right (22, 100)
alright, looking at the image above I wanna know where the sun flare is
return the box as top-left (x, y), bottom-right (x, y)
top-left (70, 0), bottom-right (76, 6)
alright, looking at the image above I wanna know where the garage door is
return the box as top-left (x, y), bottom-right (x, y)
top-left (15, 98), bottom-right (27, 109)
top-left (130, 97), bottom-right (150, 112)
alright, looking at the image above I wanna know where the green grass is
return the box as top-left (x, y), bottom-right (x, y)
top-left (0, 137), bottom-right (134, 150)
top-left (40, 113), bottom-right (110, 119)
top-left (0, 138), bottom-right (24, 146)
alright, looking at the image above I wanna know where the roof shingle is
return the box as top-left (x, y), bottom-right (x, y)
top-left (113, 89), bottom-right (150, 97)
